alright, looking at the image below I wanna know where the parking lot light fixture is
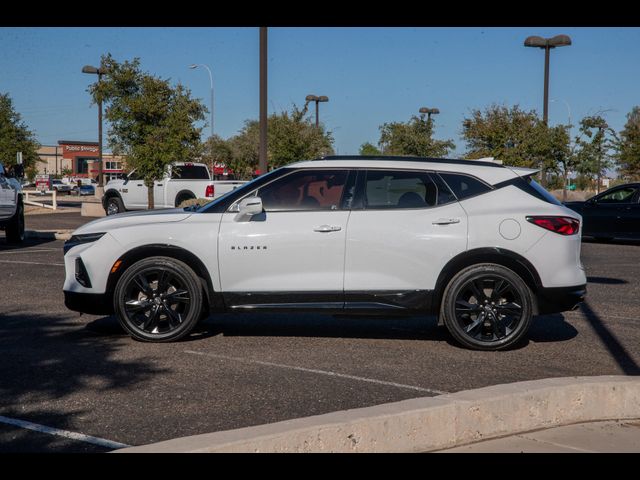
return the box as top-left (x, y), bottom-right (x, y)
top-left (82, 64), bottom-right (109, 188)
top-left (524, 34), bottom-right (572, 187)
top-left (305, 94), bottom-right (329, 127)
top-left (419, 107), bottom-right (440, 121)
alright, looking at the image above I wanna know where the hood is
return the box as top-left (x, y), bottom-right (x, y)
top-left (73, 208), bottom-right (193, 235)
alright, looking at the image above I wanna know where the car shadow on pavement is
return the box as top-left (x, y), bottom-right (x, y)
top-left (579, 301), bottom-right (640, 375)
top-left (0, 310), bottom-right (166, 452)
top-left (587, 276), bottom-right (628, 285)
top-left (195, 312), bottom-right (579, 349)
top-left (0, 236), bottom-right (59, 249)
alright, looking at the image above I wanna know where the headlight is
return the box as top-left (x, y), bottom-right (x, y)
top-left (63, 232), bottom-right (106, 255)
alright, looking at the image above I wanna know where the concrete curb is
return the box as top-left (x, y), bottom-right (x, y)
top-left (25, 229), bottom-right (73, 241)
top-left (115, 376), bottom-right (640, 453)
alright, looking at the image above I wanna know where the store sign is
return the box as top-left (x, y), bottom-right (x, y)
top-left (62, 145), bottom-right (99, 154)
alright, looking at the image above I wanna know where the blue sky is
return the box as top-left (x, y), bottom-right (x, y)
top-left (1, 27), bottom-right (639, 156)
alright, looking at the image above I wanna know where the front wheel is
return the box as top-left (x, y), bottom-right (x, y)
top-left (105, 196), bottom-right (125, 215)
top-left (440, 263), bottom-right (533, 351)
top-left (5, 201), bottom-right (25, 244)
top-left (114, 256), bottom-right (203, 342)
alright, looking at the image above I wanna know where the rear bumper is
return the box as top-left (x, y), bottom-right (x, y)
top-left (536, 284), bottom-right (587, 315)
top-left (64, 290), bottom-right (113, 315)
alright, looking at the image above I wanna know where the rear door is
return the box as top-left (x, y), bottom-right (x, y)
top-left (0, 167), bottom-right (16, 219)
top-left (343, 169), bottom-right (467, 308)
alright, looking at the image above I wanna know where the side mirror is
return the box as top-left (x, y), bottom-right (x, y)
top-left (587, 197), bottom-right (597, 205)
top-left (235, 196), bottom-right (263, 222)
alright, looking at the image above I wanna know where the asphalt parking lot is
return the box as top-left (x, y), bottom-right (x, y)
top-left (0, 227), bottom-right (639, 452)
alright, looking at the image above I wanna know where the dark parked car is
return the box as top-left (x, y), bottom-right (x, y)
top-left (564, 183), bottom-right (640, 241)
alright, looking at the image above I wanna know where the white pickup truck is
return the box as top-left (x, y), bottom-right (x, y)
top-left (102, 162), bottom-right (246, 215)
top-left (0, 162), bottom-right (25, 243)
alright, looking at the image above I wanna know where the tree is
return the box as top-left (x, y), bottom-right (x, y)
top-left (572, 115), bottom-right (618, 192)
top-left (378, 114), bottom-right (454, 157)
top-left (0, 93), bottom-right (40, 173)
top-left (461, 104), bottom-right (552, 169)
top-left (221, 105), bottom-right (334, 176)
top-left (615, 106), bottom-right (640, 181)
top-left (90, 54), bottom-right (206, 209)
top-left (359, 142), bottom-right (381, 156)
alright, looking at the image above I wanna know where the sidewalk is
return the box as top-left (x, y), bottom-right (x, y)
top-left (116, 376), bottom-right (640, 453)
top-left (435, 419), bottom-right (640, 453)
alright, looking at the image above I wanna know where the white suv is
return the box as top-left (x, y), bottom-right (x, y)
top-left (62, 156), bottom-right (586, 350)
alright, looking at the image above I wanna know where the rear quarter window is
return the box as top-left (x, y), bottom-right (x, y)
top-left (437, 172), bottom-right (492, 200)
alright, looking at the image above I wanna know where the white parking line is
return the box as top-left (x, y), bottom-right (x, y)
top-left (0, 415), bottom-right (130, 450)
top-left (0, 260), bottom-right (64, 266)
top-left (0, 248), bottom-right (60, 255)
top-left (185, 350), bottom-right (449, 395)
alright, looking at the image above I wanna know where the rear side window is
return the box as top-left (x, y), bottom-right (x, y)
top-left (363, 170), bottom-right (455, 209)
top-left (438, 172), bottom-right (492, 200)
top-left (171, 165), bottom-right (210, 180)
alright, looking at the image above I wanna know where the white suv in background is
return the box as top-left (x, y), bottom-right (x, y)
top-left (63, 156), bottom-right (586, 350)
top-left (0, 162), bottom-right (25, 244)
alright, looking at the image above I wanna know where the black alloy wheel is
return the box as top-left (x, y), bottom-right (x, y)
top-left (441, 264), bottom-right (533, 351)
top-left (114, 256), bottom-right (203, 342)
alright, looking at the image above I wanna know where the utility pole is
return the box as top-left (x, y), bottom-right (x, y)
top-left (259, 27), bottom-right (268, 175)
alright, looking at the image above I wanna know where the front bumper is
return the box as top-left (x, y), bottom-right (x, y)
top-left (536, 284), bottom-right (587, 315)
top-left (64, 290), bottom-right (113, 315)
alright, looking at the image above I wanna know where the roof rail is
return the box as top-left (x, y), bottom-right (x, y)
top-left (315, 155), bottom-right (505, 168)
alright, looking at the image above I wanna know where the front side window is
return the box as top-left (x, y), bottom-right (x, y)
top-left (363, 170), bottom-right (453, 209)
top-left (597, 187), bottom-right (638, 204)
top-left (257, 170), bottom-right (349, 212)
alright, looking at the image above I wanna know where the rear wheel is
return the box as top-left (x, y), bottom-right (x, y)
top-left (441, 263), bottom-right (533, 351)
top-left (114, 256), bottom-right (203, 342)
top-left (5, 201), bottom-right (25, 244)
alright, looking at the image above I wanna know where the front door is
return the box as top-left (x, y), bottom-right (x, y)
top-left (218, 169), bottom-right (354, 309)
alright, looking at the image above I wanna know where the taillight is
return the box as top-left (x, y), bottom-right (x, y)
top-left (526, 216), bottom-right (580, 235)
top-left (205, 184), bottom-right (214, 198)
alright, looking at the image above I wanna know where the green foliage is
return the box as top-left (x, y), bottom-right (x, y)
top-left (208, 105), bottom-right (334, 178)
top-left (90, 54), bottom-right (206, 208)
top-left (572, 115), bottom-right (618, 181)
top-left (378, 114), bottom-right (454, 157)
top-left (461, 104), bottom-right (553, 168)
top-left (0, 93), bottom-right (41, 170)
top-left (615, 106), bottom-right (640, 181)
top-left (359, 142), bottom-right (382, 156)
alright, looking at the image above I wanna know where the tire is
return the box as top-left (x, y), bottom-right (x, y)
top-left (440, 263), bottom-right (533, 351)
top-left (105, 196), bottom-right (125, 215)
top-left (5, 201), bottom-right (25, 244)
top-left (113, 256), bottom-right (203, 342)
top-left (175, 192), bottom-right (195, 208)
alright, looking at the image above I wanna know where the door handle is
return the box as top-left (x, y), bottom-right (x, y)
top-left (432, 218), bottom-right (461, 225)
top-left (136, 183), bottom-right (143, 187)
top-left (156, 184), bottom-right (163, 187)
top-left (314, 225), bottom-right (342, 232)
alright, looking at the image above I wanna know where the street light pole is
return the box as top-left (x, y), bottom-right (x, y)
top-left (188, 64), bottom-right (214, 139)
top-left (305, 95), bottom-right (329, 127)
top-left (189, 64), bottom-right (214, 176)
top-left (82, 64), bottom-right (108, 188)
top-left (524, 34), bottom-right (572, 187)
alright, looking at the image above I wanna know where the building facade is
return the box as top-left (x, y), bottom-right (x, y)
top-left (36, 140), bottom-right (125, 182)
